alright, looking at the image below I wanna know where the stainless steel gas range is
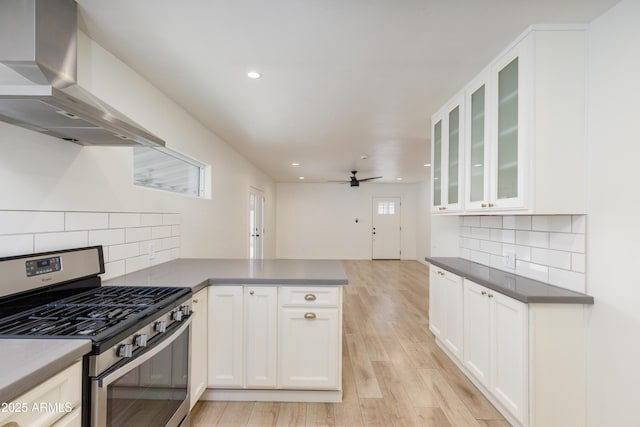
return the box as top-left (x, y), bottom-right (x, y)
top-left (0, 246), bottom-right (192, 427)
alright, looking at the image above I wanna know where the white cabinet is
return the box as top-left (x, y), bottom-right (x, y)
top-left (190, 287), bottom-right (208, 409)
top-left (279, 287), bottom-right (341, 389)
top-left (208, 285), bottom-right (277, 388)
top-left (431, 93), bottom-right (465, 213)
top-left (428, 266), bottom-right (463, 361)
top-left (439, 26), bottom-right (588, 214)
top-left (245, 286), bottom-right (278, 388)
top-left (0, 360), bottom-right (83, 427)
top-left (463, 279), bottom-right (528, 424)
top-left (208, 286), bottom-right (244, 387)
top-left (207, 285), bottom-right (341, 394)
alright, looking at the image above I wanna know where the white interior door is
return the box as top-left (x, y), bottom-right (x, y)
top-left (249, 188), bottom-right (264, 259)
top-left (372, 197), bottom-right (401, 259)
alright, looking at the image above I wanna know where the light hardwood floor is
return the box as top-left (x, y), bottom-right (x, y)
top-left (190, 260), bottom-right (509, 426)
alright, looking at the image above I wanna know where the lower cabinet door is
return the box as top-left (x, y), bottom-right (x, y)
top-left (463, 280), bottom-right (491, 387)
top-left (279, 308), bottom-right (339, 389)
top-left (491, 292), bottom-right (528, 423)
top-left (428, 269), bottom-right (445, 338)
top-left (245, 287), bottom-right (278, 388)
top-left (208, 286), bottom-right (244, 387)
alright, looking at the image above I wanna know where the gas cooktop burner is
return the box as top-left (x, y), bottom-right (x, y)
top-left (0, 286), bottom-right (189, 339)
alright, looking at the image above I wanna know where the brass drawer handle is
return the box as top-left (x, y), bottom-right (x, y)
top-left (437, 271), bottom-right (445, 276)
top-left (193, 298), bottom-right (199, 303)
top-left (249, 290), bottom-right (255, 295)
top-left (304, 293), bottom-right (317, 301)
top-left (488, 293), bottom-right (494, 298)
top-left (481, 291), bottom-right (487, 296)
top-left (304, 312), bottom-right (316, 320)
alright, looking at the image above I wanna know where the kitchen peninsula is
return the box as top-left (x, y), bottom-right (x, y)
top-left (105, 258), bottom-right (348, 405)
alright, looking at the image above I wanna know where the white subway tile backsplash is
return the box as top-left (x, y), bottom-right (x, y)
top-left (140, 213), bottom-right (163, 227)
top-left (103, 260), bottom-right (125, 281)
top-left (89, 229), bottom-right (125, 246)
top-left (548, 268), bottom-right (586, 293)
top-left (163, 214), bottom-right (181, 225)
top-left (109, 242), bottom-right (140, 261)
top-left (0, 210), bottom-right (181, 280)
top-left (151, 226), bottom-right (172, 239)
top-left (480, 240), bottom-right (502, 256)
top-left (463, 216), bottom-right (481, 227)
top-left (531, 247), bottom-right (571, 270)
top-left (515, 230), bottom-right (549, 248)
top-left (515, 260), bottom-right (549, 282)
top-left (35, 231), bottom-right (89, 252)
top-left (0, 211), bottom-right (64, 234)
top-left (572, 215), bottom-right (586, 234)
top-left (531, 215), bottom-right (572, 232)
top-left (491, 229), bottom-right (515, 244)
top-left (459, 215), bottom-right (585, 292)
top-left (480, 216), bottom-right (502, 228)
top-left (161, 236), bottom-right (180, 250)
top-left (470, 250), bottom-right (491, 265)
top-left (0, 235), bottom-right (33, 257)
top-left (65, 212), bottom-right (108, 231)
top-left (110, 213), bottom-right (141, 229)
top-left (125, 255), bottom-right (151, 274)
top-left (126, 227), bottom-right (152, 243)
top-left (502, 215), bottom-right (531, 230)
top-left (549, 233), bottom-right (585, 253)
top-left (471, 227), bottom-right (491, 240)
top-left (572, 253), bottom-right (586, 273)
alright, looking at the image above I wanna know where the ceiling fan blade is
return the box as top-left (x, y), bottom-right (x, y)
top-left (358, 176), bottom-right (383, 182)
top-left (328, 180), bottom-right (350, 183)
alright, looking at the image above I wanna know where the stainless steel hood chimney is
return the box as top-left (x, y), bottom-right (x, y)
top-left (0, 0), bottom-right (165, 147)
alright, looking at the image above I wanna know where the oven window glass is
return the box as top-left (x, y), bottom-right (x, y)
top-left (106, 327), bottom-right (189, 426)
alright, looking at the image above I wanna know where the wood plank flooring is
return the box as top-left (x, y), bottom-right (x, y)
top-left (190, 260), bottom-right (509, 426)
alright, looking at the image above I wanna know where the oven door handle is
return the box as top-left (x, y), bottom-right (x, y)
top-left (96, 316), bottom-right (192, 388)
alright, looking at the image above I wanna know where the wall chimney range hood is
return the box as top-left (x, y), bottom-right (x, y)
top-left (0, 0), bottom-right (165, 147)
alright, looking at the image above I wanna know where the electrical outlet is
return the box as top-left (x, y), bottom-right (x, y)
top-left (503, 250), bottom-right (516, 269)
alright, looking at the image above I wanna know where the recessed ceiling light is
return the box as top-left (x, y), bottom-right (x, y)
top-left (291, 162), bottom-right (300, 166)
top-left (247, 71), bottom-right (262, 79)
top-left (396, 177), bottom-right (403, 181)
top-left (424, 163), bottom-right (431, 167)
top-left (298, 176), bottom-right (305, 180)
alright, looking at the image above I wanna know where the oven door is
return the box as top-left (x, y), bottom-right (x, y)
top-left (91, 318), bottom-right (191, 427)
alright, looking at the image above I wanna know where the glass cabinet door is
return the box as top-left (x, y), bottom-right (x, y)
top-left (448, 106), bottom-right (460, 206)
top-left (432, 119), bottom-right (442, 208)
top-left (468, 84), bottom-right (486, 207)
top-left (497, 57), bottom-right (519, 200)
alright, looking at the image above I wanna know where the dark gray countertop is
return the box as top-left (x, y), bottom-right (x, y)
top-left (0, 339), bottom-right (91, 402)
top-left (104, 258), bottom-right (349, 292)
top-left (426, 257), bottom-right (594, 304)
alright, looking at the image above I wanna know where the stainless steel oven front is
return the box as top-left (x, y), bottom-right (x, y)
top-left (91, 317), bottom-right (192, 427)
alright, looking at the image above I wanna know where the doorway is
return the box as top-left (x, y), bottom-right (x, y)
top-left (249, 188), bottom-right (264, 259)
top-left (372, 196), bottom-right (401, 259)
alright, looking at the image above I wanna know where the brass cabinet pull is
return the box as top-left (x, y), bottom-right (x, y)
top-left (488, 293), bottom-right (494, 298)
top-left (304, 312), bottom-right (316, 320)
top-left (249, 290), bottom-right (255, 295)
top-left (481, 291), bottom-right (487, 296)
top-left (304, 293), bottom-right (317, 301)
top-left (481, 203), bottom-right (487, 208)
top-left (437, 271), bottom-right (445, 276)
top-left (193, 299), bottom-right (199, 304)
top-left (488, 203), bottom-right (495, 208)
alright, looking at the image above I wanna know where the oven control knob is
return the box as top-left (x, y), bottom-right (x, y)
top-left (155, 321), bottom-right (167, 333)
top-left (181, 305), bottom-right (191, 317)
top-left (134, 334), bottom-right (148, 347)
top-left (118, 344), bottom-right (133, 358)
top-left (173, 309), bottom-right (183, 321)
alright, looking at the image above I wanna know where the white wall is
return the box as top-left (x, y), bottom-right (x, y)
top-left (0, 32), bottom-right (276, 261)
top-left (585, 1), bottom-right (640, 425)
top-left (276, 182), bottom-right (418, 260)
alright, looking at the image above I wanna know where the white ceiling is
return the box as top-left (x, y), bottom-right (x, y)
top-left (76, 0), bottom-right (618, 184)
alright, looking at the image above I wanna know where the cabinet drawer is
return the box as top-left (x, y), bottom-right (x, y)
top-left (0, 360), bottom-right (82, 427)
top-left (280, 287), bottom-right (339, 308)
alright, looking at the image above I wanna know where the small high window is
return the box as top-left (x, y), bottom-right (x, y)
top-left (133, 147), bottom-right (208, 197)
top-left (377, 201), bottom-right (395, 215)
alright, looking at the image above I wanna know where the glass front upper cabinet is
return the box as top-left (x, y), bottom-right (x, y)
top-left (432, 120), bottom-right (442, 208)
top-left (465, 71), bottom-right (489, 211)
top-left (497, 57), bottom-right (519, 200)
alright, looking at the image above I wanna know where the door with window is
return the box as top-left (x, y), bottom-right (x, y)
top-left (249, 189), bottom-right (264, 259)
top-left (372, 197), bottom-right (401, 259)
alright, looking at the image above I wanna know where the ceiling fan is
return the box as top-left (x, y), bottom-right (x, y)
top-left (330, 170), bottom-right (383, 187)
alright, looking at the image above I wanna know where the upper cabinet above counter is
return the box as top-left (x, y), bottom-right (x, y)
top-left (432, 26), bottom-right (587, 215)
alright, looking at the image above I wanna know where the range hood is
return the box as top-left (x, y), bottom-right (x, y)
top-left (0, 0), bottom-right (165, 147)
